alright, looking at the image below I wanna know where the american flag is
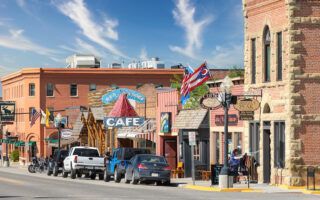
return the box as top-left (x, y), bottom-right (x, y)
top-left (180, 68), bottom-right (192, 97)
top-left (181, 62), bottom-right (211, 97)
top-left (30, 108), bottom-right (41, 127)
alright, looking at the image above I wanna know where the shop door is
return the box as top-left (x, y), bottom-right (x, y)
top-left (263, 122), bottom-right (271, 183)
top-left (164, 139), bottom-right (177, 169)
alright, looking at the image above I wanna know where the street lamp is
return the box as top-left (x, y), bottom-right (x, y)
top-left (219, 76), bottom-right (234, 188)
top-left (55, 113), bottom-right (62, 152)
top-left (4, 127), bottom-right (10, 167)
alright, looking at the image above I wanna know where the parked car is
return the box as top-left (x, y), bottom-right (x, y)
top-left (124, 154), bottom-right (171, 185)
top-left (47, 149), bottom-right (69, 176)
top-left (62, 146), bottom-right (105, 180)
top-left (104, 148), bottom-right (150, 183)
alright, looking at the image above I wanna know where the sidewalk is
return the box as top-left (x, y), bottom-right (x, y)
top-left (171, 178), bottom-right (319, 194)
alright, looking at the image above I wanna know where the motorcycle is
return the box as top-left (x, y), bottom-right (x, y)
top-left (28, 157), bottom-right (46, 173)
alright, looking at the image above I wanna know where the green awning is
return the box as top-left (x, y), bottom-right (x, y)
top-left (28, 141), bottom-right (36, 146)
top-left (44, 138), bottom-right (58, 143)
top-left (15, 141), bottom-right (25, 147)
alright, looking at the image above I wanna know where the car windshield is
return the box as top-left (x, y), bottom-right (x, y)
top-left (124, 149), bottom-right (150, 160)
top-left (73, 149), bottom-right (100, 157)
top-left (137, 155), bottom-right (166, 163)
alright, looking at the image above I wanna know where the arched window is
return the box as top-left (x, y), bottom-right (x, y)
top-left (263, 26), bottom-right (271, 82)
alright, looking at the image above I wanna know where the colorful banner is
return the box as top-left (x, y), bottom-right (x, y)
top-left (102, 88), bottom-right (145, 105)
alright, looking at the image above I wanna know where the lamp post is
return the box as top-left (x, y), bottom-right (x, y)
top-left (219, 76), bottom-right (234, 188)
top-left (4, 127), bottom-right (10, 167)
top-left (56, 113), bottom-right (62, 152)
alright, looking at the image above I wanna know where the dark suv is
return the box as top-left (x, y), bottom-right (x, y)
top-left (47, 149), bottom-right (69, 176)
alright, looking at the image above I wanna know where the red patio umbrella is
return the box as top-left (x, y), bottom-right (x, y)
top-left (108, 93), bottom-right (138, 117)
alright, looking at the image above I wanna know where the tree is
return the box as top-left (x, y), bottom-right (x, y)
top-left (228, 65), bottom-right (244, 78)
top-left (171, 75), bottom-right (209, 109)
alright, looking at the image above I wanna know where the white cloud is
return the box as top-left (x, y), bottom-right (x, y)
top-left (55, 0), bottom-right (126, 58)
top-left (75, 38), bottom-right (103, 57)
top-left (208, 44), bottom-right (243, 67)
top-left (170, 0), bottom-right (213, 59)
top-left (139, 47), bottom-right (148, 60)
top-left (0, 29), bottom-right (58, 59)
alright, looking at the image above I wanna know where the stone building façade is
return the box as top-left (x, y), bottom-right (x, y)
top-left (243, 0), bottom-right (320, 186)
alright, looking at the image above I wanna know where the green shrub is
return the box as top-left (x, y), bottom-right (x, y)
top-left (10, 150), bottom-right (19, 162)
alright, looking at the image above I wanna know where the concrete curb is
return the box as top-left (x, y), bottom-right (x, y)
top-left (301, 189), bottom-right (320, 195)
top-left (183, 184), bottom-right (264, 193)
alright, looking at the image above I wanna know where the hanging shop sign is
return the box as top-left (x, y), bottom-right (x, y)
top-left (239, 111), bottom-right (254, 120)
top-left (188, 131), bottom-right (196, 146)
top-left (160, 112), bottom-right (171, 133)
top-left (0, 101), bottom-right (15, 122)
top-left (234, 98), bottom-right (260, 112)
top-left (215, 114), bottom-right (238, 126)
top-left (101, 88), bottom-right (146, 105)
top-left (104, 117), bottom-right (145, 127)
top-left (61, 129), bottom-right (73, 139)
top-left (200, 93), bottom-right (221, 110)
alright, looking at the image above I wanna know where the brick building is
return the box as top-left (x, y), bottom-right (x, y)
top-left (243, 0), bottom-right (320, 185)
top-left (1, 68), bottom-right (182, 162)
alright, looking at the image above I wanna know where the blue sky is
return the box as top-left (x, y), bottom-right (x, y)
top-left (0, 0), bottom-right (244, 78)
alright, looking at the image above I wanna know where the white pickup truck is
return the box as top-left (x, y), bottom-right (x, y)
top-left (62, 146), bottom-right (105, 180)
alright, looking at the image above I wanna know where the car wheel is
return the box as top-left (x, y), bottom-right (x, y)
top-left (53, 165), bottom-right (59, 177)
top-left (163, 180), bottom-right (171, 186)
top-left (130, 171), bottom-right (138, 185)
top-left (84, 173), bottom-right (90, 178)
top-left (98, 173), bottom-right (104, 180)
top-left (90, 173), bottom-right (96, 180)
top-left (47, 168), bottom-right (52, 176)
top-left (77, 172), bottom-right (82, 178)
top-left (114, 168), bottom-right (121, 183)
top-left (70, 168), bottom-right (76, 179)
top-left (62, 167), bottom-right (68, 178)
top-left (104, 170), bottom-right (110, 182)
top-left (124, 172), bottom-right (130, 184)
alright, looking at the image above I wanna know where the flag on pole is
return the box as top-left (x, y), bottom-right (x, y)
top-left (181, 65), bottom-right (194, 105)
top-left (45, 108), bottom-right (51, 127)
top-left (183, 62), bottom-right (211, 93)
top-left (30, 108), bottom-right (41, 127)
top-left (40, 109), bottom-right (46, 125)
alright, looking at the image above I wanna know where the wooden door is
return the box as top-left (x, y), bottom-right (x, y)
top-left (164, 139), bottom-right (177, 169)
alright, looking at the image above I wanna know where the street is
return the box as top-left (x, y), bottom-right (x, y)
top-left (0, 167), bottom-right (318, 200)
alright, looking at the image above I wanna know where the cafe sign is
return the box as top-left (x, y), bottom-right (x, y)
top-left (104, 117), bottom-right (145, 127)
top-left (200, 93), bottom-right (221, 110)
top-left (234, 98), bottom-right (260, 112)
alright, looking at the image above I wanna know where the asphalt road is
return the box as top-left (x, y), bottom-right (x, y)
top-left (0, 167), bottom-right (318, 200)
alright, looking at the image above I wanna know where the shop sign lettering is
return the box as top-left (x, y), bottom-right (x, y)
top-left (215, 114), bottom-right (238, 126)
top-left (101, 88), bottom-right (145, 105)
top-left (234, 98), bottom-right (260, 112)
top-left (104, 117), bottom-right (145, 127)
top-left (200, 93), bottom-right (221, 110)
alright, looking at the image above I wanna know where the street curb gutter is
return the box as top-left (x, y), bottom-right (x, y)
top-left (301, 190), bottom-right (320, 195)
top-left (183, 185), bottom-right (263, 193)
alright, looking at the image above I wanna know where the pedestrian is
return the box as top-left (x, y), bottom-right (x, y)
top-left (229, 149), bottom-right (241, 183)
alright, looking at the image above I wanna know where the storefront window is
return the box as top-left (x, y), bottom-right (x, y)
top-left (193, 140), bottom-right (200, 161)
top-left (215, 132), bottom-right (220, 164)
top-left (249, 122), bottom-right (260, 163)
top-left (235, 132), bottom-right (242, 154)
top-left (228, 132), bottom-right (232, 155)
top-left (274, 121), bottom-right (285, 168)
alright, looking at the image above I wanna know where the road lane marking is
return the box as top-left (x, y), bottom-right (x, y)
top-left (0, 176), bottom-right (25, 185)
